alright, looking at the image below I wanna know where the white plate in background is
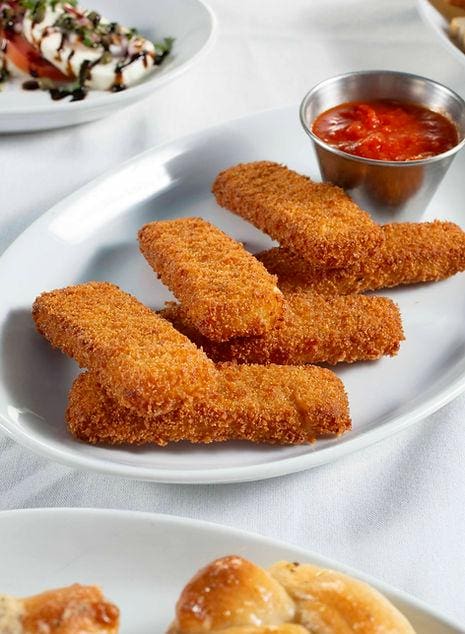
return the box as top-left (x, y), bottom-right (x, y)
top-left (0, 0), bottom-right (216, 132)
top-left (1, 106), bottom-right (465, 483)
top-left (417, 0), bottom-right (465, 66)
top-left (0, 508), bottom-right (462, 633)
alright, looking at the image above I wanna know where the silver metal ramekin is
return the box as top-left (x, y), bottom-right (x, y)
top-left (300, 70), bottom-right (465, 222)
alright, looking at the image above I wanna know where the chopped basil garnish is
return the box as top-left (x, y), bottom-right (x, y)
top-left (155, 37), bottom-right (174, 55)
top-left (20, 0), bottom-right (77, 22)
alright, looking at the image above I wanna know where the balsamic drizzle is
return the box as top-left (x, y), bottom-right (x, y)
top-left (8, 1), bottom-right (174, 101)
top-left (66, 49), bottom-right (75, 77)
top-left (49, 84), bottom-right (85, 101)
top-left (22, 79), bottom-right (40, 90)
top-left (55, 31), bottom-right (66, 61)
top-left (110, 51), bottom-right (148, 92)
top-left (0, 38), bottom-right (7, 85)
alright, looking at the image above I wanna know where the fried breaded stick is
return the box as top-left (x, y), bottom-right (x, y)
top-left (32, 281), bottom-right (215, 416)
top-left (138, 217), bottom-right (283, 342)
top-left (0, 584), bottom-right (119, 633)
top-left (67, 365), bottom-right (351, 446)
top-left (160, 290), bottom-right (404, 365)
top-left (212, 161), bottom-right (383, 268)
top-left (257, 221), bottom-right (465, 295)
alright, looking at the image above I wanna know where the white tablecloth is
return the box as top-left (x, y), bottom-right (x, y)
top-left (1, 0), bottom-right (464, 624)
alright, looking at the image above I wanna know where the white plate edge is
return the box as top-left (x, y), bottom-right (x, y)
top-left (0, 0), bottom-right (218, 117)
top-left (0, 104), bottom-right (465, 483)
top-left (416, 0), bottom-right (465, 67)
top-left (0, 507), bottom-right (462, 630)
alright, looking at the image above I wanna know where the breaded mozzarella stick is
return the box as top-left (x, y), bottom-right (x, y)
top-left (161, 290), bottom-right (404, 365)
top-left (32, 282), bottom-right (215, 416)
top-left (138, 217), bottom-right (283, 342)
top-left (67, 365), bottom-right (351, 446)
top-left (212, 161), bottom-right (383, 268)
top-left (257, 221), bottom-right (465, 295)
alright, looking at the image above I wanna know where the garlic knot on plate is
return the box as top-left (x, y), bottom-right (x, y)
top-left (167, 555), bottom-right (415, 633)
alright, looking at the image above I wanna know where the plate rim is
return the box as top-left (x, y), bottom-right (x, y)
top-left (1, 104), bottom-right (465, 484)
top-left (0, 0), bottom-right (217, 116)
top-left (416, 0), bottom-right (465, 66)
top-left (0, 507), bottom-right (462, 631)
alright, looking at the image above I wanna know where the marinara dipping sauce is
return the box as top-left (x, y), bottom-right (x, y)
top-left (312, 99), bottom-right (459, 161)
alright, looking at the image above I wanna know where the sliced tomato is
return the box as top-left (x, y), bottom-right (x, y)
top-left (1, 30), bottom-right (71, 81)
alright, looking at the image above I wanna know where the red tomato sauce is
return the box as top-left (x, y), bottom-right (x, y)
top-left (312, 99), bottom-right (459, 161)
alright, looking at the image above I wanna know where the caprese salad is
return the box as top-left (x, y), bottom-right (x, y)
top-left (0, 0), bottom-right (173, 100)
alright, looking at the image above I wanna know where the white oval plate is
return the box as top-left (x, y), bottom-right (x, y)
top-left (0, 508), bottom-right (461, 632)
top-left (417, 0), bottom-right (465, 65)
top-left (0, 0), bottom-right (216, 132)
top-left (1, 106), bottom-right (465, 484)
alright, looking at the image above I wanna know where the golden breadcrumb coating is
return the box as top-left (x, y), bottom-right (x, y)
top-left (212, 161), bottom-right (383, 268)
top-left (257, 221), bottom-right (465, 295)
top-left (67, 365), bottom-right (351, 446)
top-left (138, 217), bottom-right (283, 342)
top-left (160, 290), bottom-right (404, 365)
top-left (32, 281), bottom-right (215, 416)
top-left (21, 584), bottom-right (119, 633)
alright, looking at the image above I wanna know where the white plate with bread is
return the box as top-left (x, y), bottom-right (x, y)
top-left (0, 508), bottom-right (462, 632)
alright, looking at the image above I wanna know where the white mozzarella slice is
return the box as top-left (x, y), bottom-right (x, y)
top-left (22, 4), bottom-right (156, 90)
